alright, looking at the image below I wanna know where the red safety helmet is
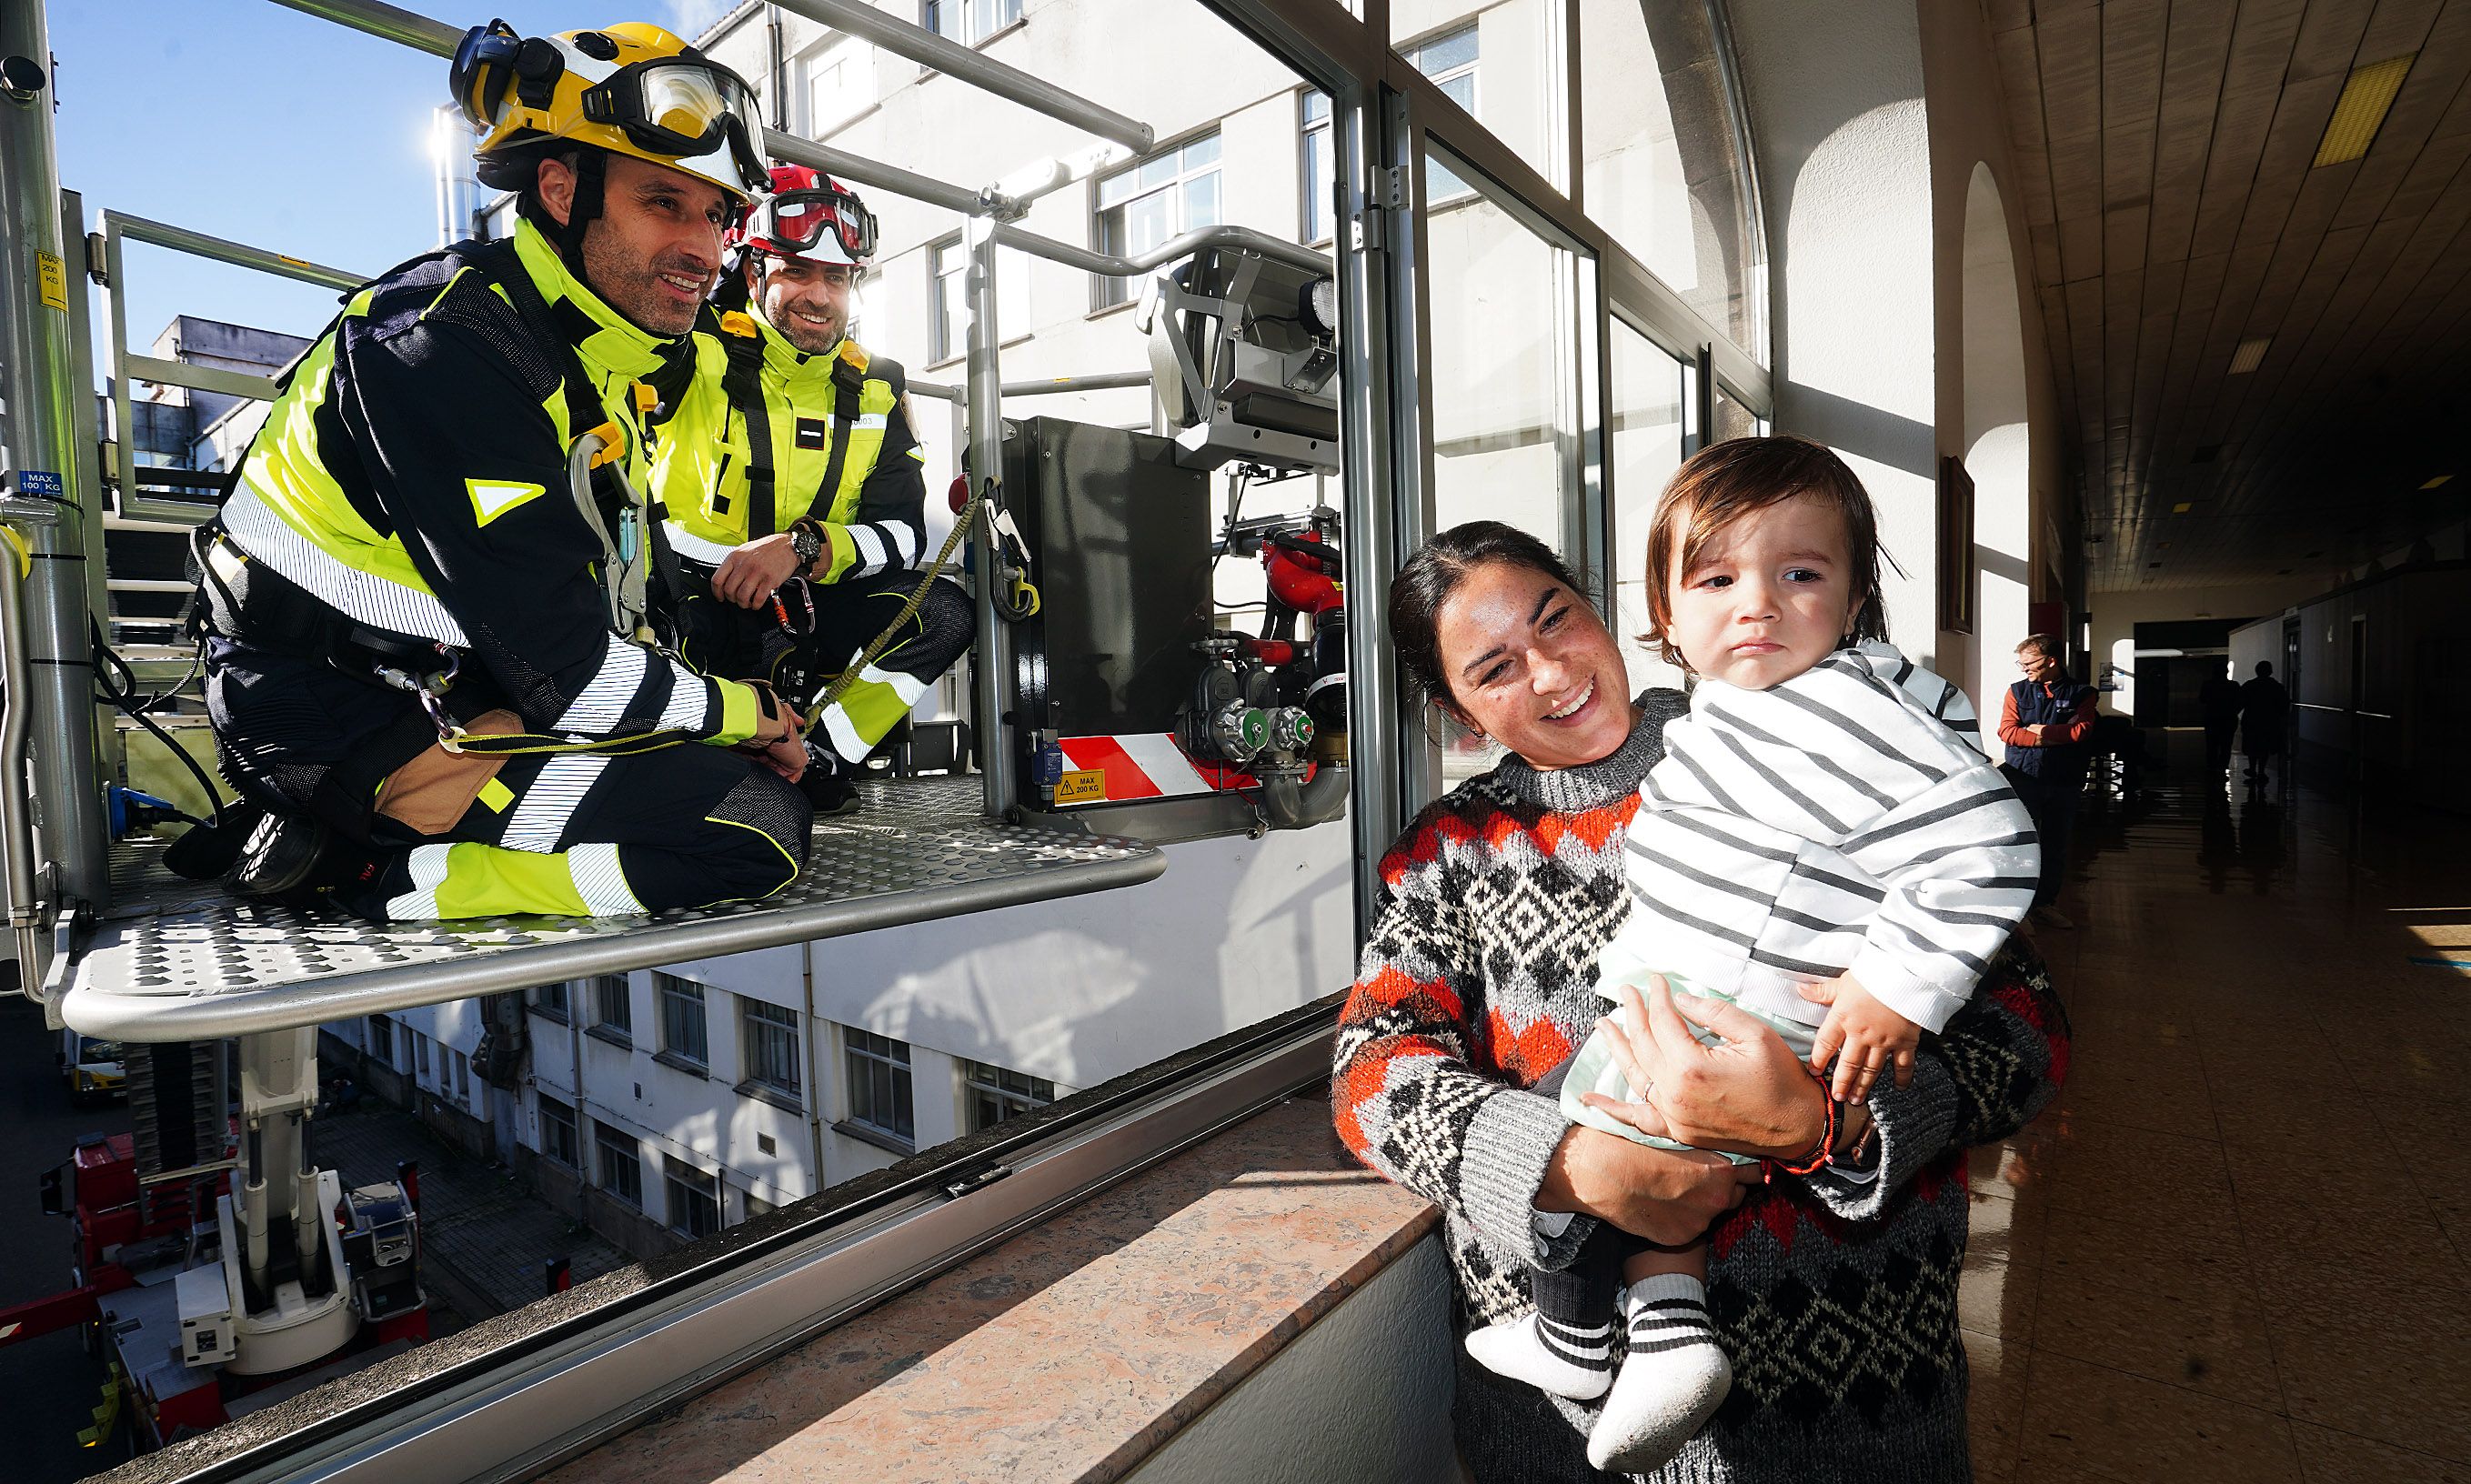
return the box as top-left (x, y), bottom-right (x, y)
top-left (729, 164), bottom-right (878, 268)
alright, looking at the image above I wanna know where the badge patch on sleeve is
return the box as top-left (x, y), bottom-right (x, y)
top-left (467, 478), bottom-right (546, 527)
top-left (794, 417), bottom-right (829, 450)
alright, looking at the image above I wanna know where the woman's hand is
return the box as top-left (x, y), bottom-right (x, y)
top-left (1581, 978), bottom-right (1831, 1161)
top-left (1535, 1125), bottom-right (1761, 1245)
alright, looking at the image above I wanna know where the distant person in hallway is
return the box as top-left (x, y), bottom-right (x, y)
top-left (1999, 635), bottom-right (2097, 929)
top-left (1453, 439), bottom-right (2038, 1472)
top-left (2199, 662), bottom-right (2245, 781)
top-left (2241, 660), bottom-right (2291, 789)
top-left (1334, 516), bottom-right (2070, 1484)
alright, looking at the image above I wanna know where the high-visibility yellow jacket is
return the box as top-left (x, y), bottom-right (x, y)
top-left (217, 217), bottom-right (771, 747)
top-left (648, 306), bottom-right (927, 582)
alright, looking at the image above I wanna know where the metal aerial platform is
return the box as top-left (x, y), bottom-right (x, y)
top-left (51, 777), bottom-right (1162, 1043)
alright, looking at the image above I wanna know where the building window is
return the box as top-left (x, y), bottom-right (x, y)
top-left (742, 1000), bottom-right (803, 1101)
top-left (666, 1158), bottom-right (722, 1240)
top-left (1301, 89), bottom-right (1333, 246)
top-left (594, 1120), bottom-right (643, 1208)
top-left (924, 0), bottom-right (1020, 46)
top-left (537, 1093), bottom-right (579, 1169)
top-left (657, 974), bottom-right (708, 1068)
top-left (929, 238), bottom-right (1031, 364)
top-left (532, 980), bottom-right (569, 1022)
top-left (843, 1028), bottom-right (914, 1143)
top-left (963, 1059), bottom-right (1056, 1133)
top-left (593, 975), bottom-right (633, 1041)
top-left (799, 37), bottom-right (875, 135)
top-left (1094, 133), bottom-right (1220, 308)
top-left (453, 1049), bottom-right (470, 1103)
top-left (413, 1031), bottom-right (431, 1080)
top-left (367, 1015), bottom-right (394, 1068)
top-left (1406, 25), bottom-right (1478, 201)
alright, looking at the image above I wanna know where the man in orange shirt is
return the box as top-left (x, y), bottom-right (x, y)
top-left (1997, 633), bottom-right (2097, 929)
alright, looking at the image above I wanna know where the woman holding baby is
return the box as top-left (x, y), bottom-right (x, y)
top-left (1332, 436), bottom-right (2068, 1482)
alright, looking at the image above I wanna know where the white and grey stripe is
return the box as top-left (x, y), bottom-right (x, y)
top-left (556, 637), bottom-right (649, 734)
top-left (567, 842), bottom-right (642, 915)
top-left (847, 523), bottom-right (889, 577)
top-left (383, 843), bottom-right (455, 920)
top-left (224, 482), bottom-right (471, 647)
top-left (502, 753), bottom-right (610, 853)
top-left (658, 664), bottom-right (715, 731)
top-left (1616, 642), bottom-right (2036, 1035)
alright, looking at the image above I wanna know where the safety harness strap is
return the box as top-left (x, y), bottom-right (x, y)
top-left (814, 351), bottom-right (868, 530)
top-left (718, 316), bottom-right (778, 537)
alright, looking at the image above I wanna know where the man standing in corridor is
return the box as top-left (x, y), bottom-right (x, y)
top-left (1999, 633), bottom-right (2097, 930)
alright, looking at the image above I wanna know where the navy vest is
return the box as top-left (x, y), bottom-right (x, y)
top-left (2006, 677), bottom-right (2095, 783)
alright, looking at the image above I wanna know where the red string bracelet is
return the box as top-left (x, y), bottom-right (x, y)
top-left (1770, 1069), bottom-right (1839, 1177)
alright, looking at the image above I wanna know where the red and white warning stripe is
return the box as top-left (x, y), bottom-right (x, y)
top-left (1056, 734), bottom-right (1217, 800)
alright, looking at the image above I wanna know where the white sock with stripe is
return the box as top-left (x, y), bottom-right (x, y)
top-left (1587, 1273), bottom-right (1732, 1474)
top-left (1464, 1310), bottom-right (1614, 1400)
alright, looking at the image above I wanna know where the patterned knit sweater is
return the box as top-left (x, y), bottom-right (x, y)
top-left (1332, 691), bottom-right (2069, 1482)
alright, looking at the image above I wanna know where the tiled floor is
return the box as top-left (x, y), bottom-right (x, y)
top-left (1964, 741), bottom-right (2471, 1484)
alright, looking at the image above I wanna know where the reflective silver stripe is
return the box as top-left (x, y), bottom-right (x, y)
top-left (568, 842), bottom-right (643, 915)
top-left (658, 665), bottom-right (714, 731)
top-left (383, 844), bottom-right (454, 920)
top-left (503, 754), bottom-right (609, 853)
top-left (661, 520), bottom-right (739, 565)
top-left (848, 523), bottom-right (888, 577)
top-left (817, 702), bottom-right (869, 764)
top-left (224, 482), bottom-right (470, 647)
top-left (557, 639), bottom-right (649, 735)
top-left (886, 521), bottom-right (919, 568)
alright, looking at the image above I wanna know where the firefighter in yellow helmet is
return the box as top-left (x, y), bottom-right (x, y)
top-left (648, 166), bottom-right (974, 816)
top-left (196, 22), bottom-right (814, 921)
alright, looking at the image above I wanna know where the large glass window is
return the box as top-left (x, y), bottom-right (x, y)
top-left (1393, 5), bottom-right (1560, 189)
top-left (657, 974), bottom-right (708, 1068)
top-left (594, 1120), bottom-right (644, 1208)
top-left (929, 238), bottom-right (1032, 364)
top-left (1094, 134), bottom-right (1221, 307)
top-left (537, 1093), bottom-right (579, 1169)
top-left (666, 1158), bottom-right (722, 1240)
top-left (1405, 26), bottom-right (1480, 201)
top-left (1578, 0), bottom-right (1767, 359)
top-left (1611, 321), bottom-right (1689, 697)
top-left (800, 38), bottom-right (876, 135)
top-left (923, 0), bottom-right (1020, 45)
top-left (843, 1028), bottom-right (915, 1144)
top-left (742, 1000), bottom-right (803, 1101)
top-left (962, 1059), bottom-right (1056, 1133)
top-left (592, 975), bottom-right (632, 1041)
top-left (1301, 89), bottom-right (1333, 246)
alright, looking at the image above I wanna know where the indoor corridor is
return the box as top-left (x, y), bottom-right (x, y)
top-left (1962, 736), bottom-right (2470, 1482)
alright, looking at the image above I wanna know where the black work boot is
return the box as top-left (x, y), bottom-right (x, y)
top-left (797, 747), bottom-right (864, 818)
top-left (228, 811), bottom-right (380, 907)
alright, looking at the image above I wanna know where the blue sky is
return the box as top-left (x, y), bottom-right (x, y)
top-left (50, 1), bottom-right (719, 374)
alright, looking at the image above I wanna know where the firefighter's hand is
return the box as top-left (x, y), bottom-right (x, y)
top-left (714, 534), bottom-right (804, 609)
top-left (745, 732), bottom-right (808, 783)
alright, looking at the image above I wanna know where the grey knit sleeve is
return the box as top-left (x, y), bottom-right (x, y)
top-left (1799, 943), bottom-right (2067, 1218)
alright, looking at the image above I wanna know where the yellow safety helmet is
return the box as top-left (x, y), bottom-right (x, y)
top-left (452, 19), bottom-right (768, 203)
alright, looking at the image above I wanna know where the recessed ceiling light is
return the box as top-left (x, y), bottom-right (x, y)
top-left (2228, 337), bottom-right (2271, 374)
top-left (2173, 502), bottom-right (2193, 513)
top-left (2315, 54), bottom-right (2416, 166)
top-left (2423, 474), bottom-right (2454, 488)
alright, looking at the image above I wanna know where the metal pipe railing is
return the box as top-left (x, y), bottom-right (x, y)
top-left (990, 220), bottom-right (1331, 280)
top-left (0, 524), bottom-right (48, 987)
top-left (266, 0), bottom-right (461, 55)
top-left (909, 369), bottom-right (1153, 402)
top-left (768, 0), bottom-right (1154, 154)
top-left (964, 216), bottom-right (1013, 820)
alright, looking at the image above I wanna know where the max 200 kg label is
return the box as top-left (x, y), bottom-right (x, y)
top-left (1055, 769), bottom-right (1108, 804)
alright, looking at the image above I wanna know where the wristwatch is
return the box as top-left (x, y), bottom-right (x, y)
top-left (788, 518), bottom-right (823, 576)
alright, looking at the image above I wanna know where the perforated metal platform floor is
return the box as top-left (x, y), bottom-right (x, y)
top-left (52, 777), bottom-right (1164, 1042)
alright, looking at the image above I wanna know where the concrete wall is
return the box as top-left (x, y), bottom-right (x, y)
top-left (1125, 1232), bottom-right (1458, 1484)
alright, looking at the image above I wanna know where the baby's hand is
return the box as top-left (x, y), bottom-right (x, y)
top-left (1799, 975), bottom-right (1922, 1104)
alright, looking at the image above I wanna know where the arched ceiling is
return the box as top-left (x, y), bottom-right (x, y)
top-left (1985, 0), bottom-right (2471, 592)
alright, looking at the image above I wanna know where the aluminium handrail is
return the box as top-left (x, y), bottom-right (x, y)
top-left (990, 220), bottom-right (1331, 279)
top-left (907, 369), bottom-right (1154, 402)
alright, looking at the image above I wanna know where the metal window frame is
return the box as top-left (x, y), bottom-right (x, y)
top-left (656, 976), bottom-right (709, 1068)
top-left (593, 976), bottom-right (633, 1037)
top-left (841, 1027), bottom-right (916, 1142)
top-left (592, 1120), bottom-right (646, 1209)
top-left (1090, 130), bottom-right (1225, 307)
top-left (741, 1000), bottom-right (803, 1098)
top-left (537, 1093), bottom-right (580, 1170)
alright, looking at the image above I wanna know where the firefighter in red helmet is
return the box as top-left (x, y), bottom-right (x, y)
top-left (649, 166), bottom-right (972, 816)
